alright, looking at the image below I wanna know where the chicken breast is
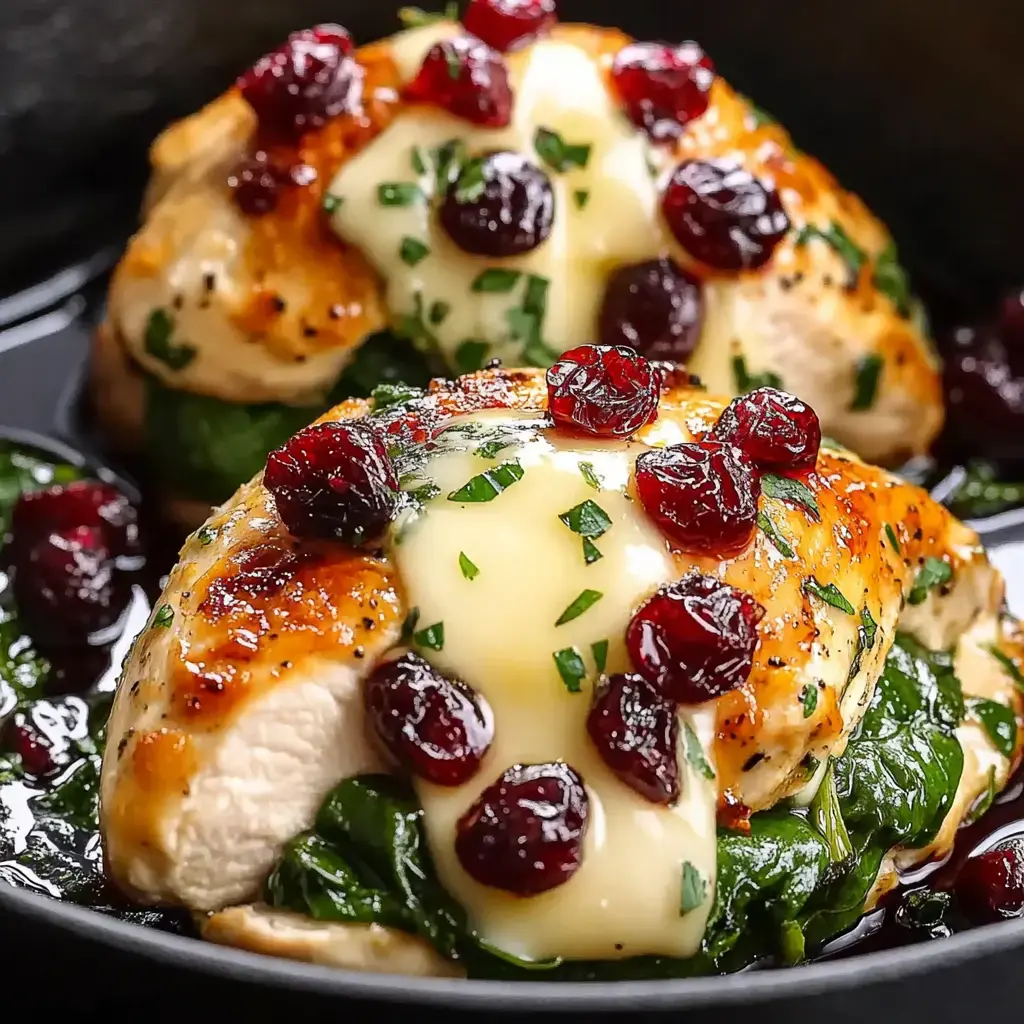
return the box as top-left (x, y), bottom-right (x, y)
top-left (101, 367), bottom-right (1017, 969)
top-left (96, 20), bottom-right (941, 466)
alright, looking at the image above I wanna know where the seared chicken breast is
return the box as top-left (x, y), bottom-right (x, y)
top-left (101, 366), bottom-right (1018, 974)
top-left (95, 18), bottom-right (941, 503)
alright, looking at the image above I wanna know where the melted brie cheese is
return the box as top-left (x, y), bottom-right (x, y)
top-left (329, 29), bottom-right (692, 376)
top-left (389, 410), bottom-right (717, 961)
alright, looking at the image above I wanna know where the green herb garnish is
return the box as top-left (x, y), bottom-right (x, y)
top-left (153, 604), bottom-right (174, 629)
top-left (732, 354), bottom-right (783, 393)
top-left (458, 552), bottom-right (480, 580)
top-left (377, 182), bottom-right (423, 207)
top-left (872, 240), bottom-right (913, 317)
top-left (553, 647), bottom-right (587, 693)
top-left (144, 309), bottom-right (197, 371)
top-left (581, 538), bottom-right (602, 565)
top-left (196, 525), bottom-right (217, 546)
top-left (573, 189), bottom-right (590, 210)
top-left (511, 274), bottom-right (558, 367)
top-left (413, 621), bottom-right (445, 651)
top-left (851, 354), bottom-right (884, 411)
top-left (322, 194), bottom-right (342, 214)
top-left (454, 339), bottom-right (490, 374)
top-left (680, 862), bottom-right (707, 915)
top-left (533, 127), bottom-right (591, 172)
top-left (452, 155), bottom-right (486, 203)
top-left (683, 721), bottom-right (715, 780)
top-left (966, 698), bottom-right (1017, 758)
top-left (802, 577), bottom-right (855, 615)
top-left (848, 606), bottom-right (879, 684)
top-left (907, 557), bottom-right (952, 606)
top-left (987, 644), bottom-right (1024, 691)
top-left (471, 268), bottom-right (521, 293)
top-left (558, 500), bottom-right (611, 538)
top-left (795, 222), bottom-right (867, 290)
top-left (763, 473), bottom-right (820, 520)
top-left (756, 510), bottom-right (795, 558)
top-left (884, 523), bottom-right (901, 554)
top-left (399, 237), bottom-right (430, 267)
top-left (398, 4), bottom-right (458, 28)
top-left (428, 300), bottom-right (451, 326)
top-left (800, 683), bottom-right (818, 718)
top-left (555, 589), bottom-right (603, 626)
top-left (591, 639), bottom-right (608, 674)
top-left (578, 461), bottom-right (602, 491)
top-left (447, 460), bottom-right (525, 502)
top-left (371, 382), bottom-right (424, 412)
top-left (410, 146), bottom-right (427, 175)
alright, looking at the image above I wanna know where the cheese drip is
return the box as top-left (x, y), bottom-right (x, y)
top-left (389, 410), bottom-right (717, 961)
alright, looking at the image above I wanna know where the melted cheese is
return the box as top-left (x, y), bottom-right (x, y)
top-left (389, 410), bottom-right (717, 961)
top-left (329, 31), bottom-right (689, 374)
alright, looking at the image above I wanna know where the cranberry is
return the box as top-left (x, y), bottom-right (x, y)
top-left (1, 698), bottom-right (89, 776)
top-left (365, 652), bottom-right (493, 786)
top-left (227, 153), bottom-right (287, 216)
top-left (455, 762), bottom-right (588, 895)
top-left (13, 526), bottom-right (129, 640)
top-left (12, 480), bottom-right (139, 559)
top-left (587, 673), bottom-right (679, 803)
top-left (463, 0), bottom-right (556, 52)
top-left (662, 159), bottom-right (790, 272)
top-left (264, 420), bottom-right (399, 544)
top-left (635, 442), bottom-right (761, 554)
top-left (712, 387), bottom-right (821, 470)
top-left (546, 345), bottom-right (659, 438)
top-left (237, 24), bottom-right (360, 140)
top-left (440, 151), bottom-right (553, 257)
top-left (4, 719), bottom-right (55, 776)
top-left (612, 41), bottom-right (715, 143)
top-left (627, 574), bottom-right (764, 704)
top-left (598, 258), bottom-right (703, 361)
top-left (406, 36), bottom-right (512, 128)
top-left (956, 838), bottom-right (1024, 925)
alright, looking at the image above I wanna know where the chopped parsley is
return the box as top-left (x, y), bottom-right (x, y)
top-left (513, 273), bottom-right (559, 367)
top-left (800, 683), bottom-right (818, 718)
top-left (560, 499), bottom-right (611, 565)
top-left (196, 525), bottom-right (217, 546)
top-left (399, 236), bottom-right (430, 266)
top-left (322, 194), bottom-right (342, 214)
top-left (578, 461), bottom-right (603, 490)
top-left (413, 621), bottom-right (445, 651)
top-left (431, 138), bottom-right (469, 197)
top-left (471, 268), bottom-right (521, 293)
top-left (553, 647), bottom-right (587, 693)
top-left (533, 126), bottom-right (591, 172)
top-left (405, 482), bottom-right (441, 503)
top-left (452, 156), bottom-right (487, 203)
top-left (555, 589), bottom-right (604, 626)
top-left (907, 557), bottom-right (953, 606)
top-left (401, 607), bottom-right (421, 643)
top-left (443, 44), bottom-right (461, 80)
top-left (966, 697), bottom-right (1017, 758)
top-left (458, 552), bottom-right (480, 580)
top-left (987, 644), bottom-right (1024, 691)
top-left (397, 4), bottom-right (458, 28)
top-left (872, 240), bottom-right (913, 317)
top-left (370, 381), bottom-right (424, 412)
top-left (732, 354), bottom-right (782, 393)
top-left (447, 460), bottom-right (525, 502)
top-left (795, 221), bottom-right (867, 290)
top-left (428, 300), bottom-right (450, 326)
top-left (581, 538), bottom-right (602, 565)
top-left (410, 146), bottom-right (427, 175)
top-left (454, 339), bottom-right (490, 373)
top-left (851, 354), bottom-right (884, 411)
top-left (152, 604), bottom-right (174, 629)
top-left (144, 309), bottom-right (197, 371)
top-left (377, 182), bottom-right (423, 207)
top-left (680, 861), bottom-right (707, 915)
top-left (573, 189), bottom-right (590, 210)
top-left (762, 473), bottom-right (820, 520)
top-left (683, 721), bottom-right (715, 780)
top-left (884, 523), bottom-right (901, 554)
top-left (391, 292), bottom-right (441, 354)
top-left (847, 605), bottom-right (879, 685)
top-left (756, 509), bottom-right (795, 558)
top-left (591, 639), bottom-right (609, 674)
top-left (802, 577), bottom-right (855, 615)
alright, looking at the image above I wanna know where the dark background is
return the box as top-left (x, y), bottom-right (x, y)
top-left (2, 0), bottom-right (1024, 1017)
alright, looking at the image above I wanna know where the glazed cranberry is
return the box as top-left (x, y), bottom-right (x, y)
top-left (612, 41), bottom-right (715, 143)
top-left (440, 151), bottom-right (553, 257)
top-left (406, 35), bottom-right (512, 128)
top-left (463, 0), bottom-right (556, 52)
top-left (956, 838), bottom-right (1024, 924)
top-left (4, 719), bottom-right (55, 776)
top-left (662, 159), bottom-right (790, 272)
top-left (455, 762), bottom-right (588, 895)
top-left (228, 153), bottom-right (287, 216)
top-left (546, 345), bottom-right (659, 438)
top-left (635, 442), bottom-right (761, 554)
top-left (587, 673), bottom-right (679, 803)
top-left (712, 387), bottom-right (821, 470)
top-left (264, 420), bottom-right (399, 543)
top-left (237, 24), bottom-right (360, 140)
top-left (1, 698), bottom-right (89, 776)
top-left (598, 258), bottom-right (703, 361)
top-left (12, 480), bottom-right (139, 559)
top-left (365, 652), bottom-right (493, 786)
top-left (13, 526), bottom-right (129, 639)
top-left (627, 574), bottom-right (764, 704)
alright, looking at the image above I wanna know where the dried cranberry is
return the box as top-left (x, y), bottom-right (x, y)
top-left (463, 0), bottom-right (556, 51)
top-left (12, 480), bottom-right (139, 559)
top-left (635, 442), bottom-right (761, 554)
top-left (587, 673), bottom-right (679, 803)
top-left (455, 762), bottom-right (588, 895)
top-left (1, 698), bottom-right (89, 776)
top-left (598, 258), bottom-right (703, 361)
top-left (662, 159), bottom-right (789, 272)
top-left (612, 41), bottom-right (715, 143)
top-left (956, 838), bottom-right (1024, 925)
top-left (712, 387), bottom-right (821, 470)
top-left (365, 652), bottom-right (492, 786)
top-left (440, 151), bottom-right (553, 257)
top-left (13, 526), bottom-right (129, 640)
top-left (627, 574), bottom-right (764, 704)
top-left (546, 345), bottom-right (659, 438)
top-left (3, 719), bottom-right (55, 776)
top-left (227, 153), bottom-right (287, 216)
top-left (264, 420), bottom-right (399, 543)
top-left (237, 24), bottom-right (360, 140)
top-left (406, 35), bottom-right (512, 128)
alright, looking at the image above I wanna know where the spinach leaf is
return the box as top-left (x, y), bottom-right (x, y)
top-left (966, 697), bottom-right (1017, 758)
